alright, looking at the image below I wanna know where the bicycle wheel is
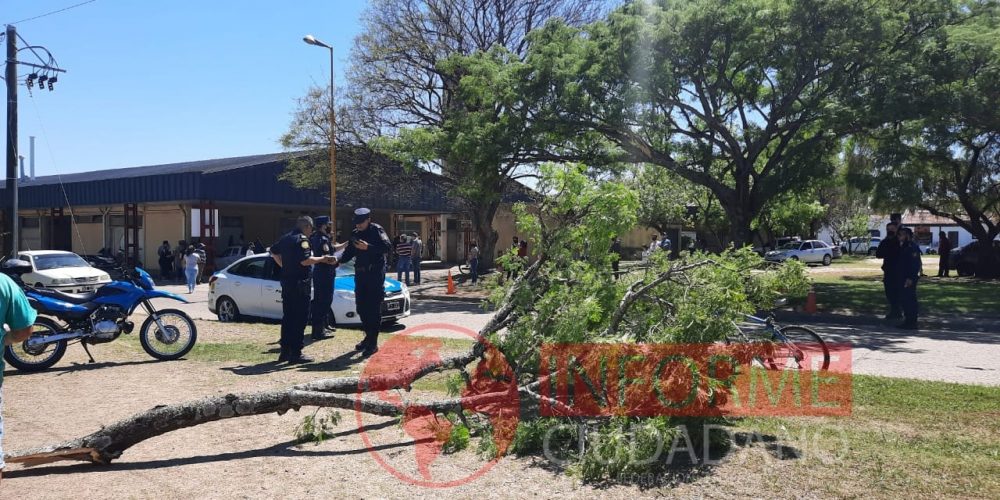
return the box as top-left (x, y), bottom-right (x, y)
top-left (767, 325), bottom-right (830, 371)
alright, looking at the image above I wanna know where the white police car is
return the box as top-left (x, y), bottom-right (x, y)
top-left (208, 255), bottom-right (411, 324)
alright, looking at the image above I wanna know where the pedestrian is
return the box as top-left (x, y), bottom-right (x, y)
top-left (896, 227), bottom-right (922, 329)
top-left (334, 208), bottom-right (392, 357)
top-left (174, 240), bottom-right (187, 281)
top-left (518, 239), bottom-right (529, 271)
top-left (157, 240), bottom-right (173, 280)
top-left (875, 222), bottom-right (902, 321)
top-left (194, 243), bottom-right (207, 284)
top-left (309, 216), bottom-right (343, 341)
top-left (937, 231), bottom-right (952, 277)
top-left (395, 233), bottom-right (414, 285)
top-left (468, 241), bottom-right (480, 285)
top-left (658, 234), bottom-right (672, 254)
top-left (271, 216), bottom-right (336, 364)
top-left (610, 236), bottom-right (622, 278)
top-left (0, 267), bottom-right (38, 484)
top-left (643, 235), bottom-right (658, 261)
top-left (183, 246), bottom-right (199, 294)
top-left (411, 232), bottom-right (423, 285)
top-left (507, 236), bottom-right (520, 279)
top-left (253, 239), bottom-right (265, 254)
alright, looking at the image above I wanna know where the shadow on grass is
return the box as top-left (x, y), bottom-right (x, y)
top-left (2, 359), bottom-right (161, 378)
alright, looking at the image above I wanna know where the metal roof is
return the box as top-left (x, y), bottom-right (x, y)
top-left (0, 151), bottom-right (467, 212)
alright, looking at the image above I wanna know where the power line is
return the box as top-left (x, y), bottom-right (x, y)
top-left (5, 0), bottom-right (98, 26)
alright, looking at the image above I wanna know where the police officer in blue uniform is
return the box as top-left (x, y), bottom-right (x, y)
top-left (333, 208), bottom-right (392, 357)
top-left (309, 216), bottom-right (343, 341)
top-left (875, 222), bottom-right (902, 321)
top-left (270, 216), bottom-right (337, 364)
top-left (896, 227), bottom-right (922, 330)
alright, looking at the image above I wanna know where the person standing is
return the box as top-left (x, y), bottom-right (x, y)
top-left (334, 208), bottom-right (392, 357)
top-left (395, 234), bottom-right (414, 285)
top-left (194, 243), bottom-right (207, 284)
top-left (875, 223), bottom-right (902, 321)
top-left (157, 240), bottom-right (173, 280)
top-left (506, 236), bottom-right (520, 279)
top-left (309, 216), bottom-right (342, 341)
top-left (174, 240), bottom-right (187, 281)
top-left (610, 236), bottom-right (622, 278)
top-left (937, 231), bottom-right (952, 277)
top-left (0, 269), bottom-right (38, 484)
top-left (271, 216), bottom-right (336, 364)
top-left (183, 246), bottom-right (199, 294)
top-left (411, 232), bottom-right (423, 285)
top-left (468, 241), bottom-right (480, 285)
top-left (896, 227), bottom-right (922, 329)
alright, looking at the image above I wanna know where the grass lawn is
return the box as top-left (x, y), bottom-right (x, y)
top-left (735, 375), bottom-right (1000, 498)
top-left (808, 257), bottom-right (1000, 316)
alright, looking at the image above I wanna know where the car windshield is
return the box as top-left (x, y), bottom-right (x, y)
top-left (778, 243), bottom-right (800, 250)
top-left (32, 253), bottom-right (91, 270)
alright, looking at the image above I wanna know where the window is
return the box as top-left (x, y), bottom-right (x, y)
top-left (20, 217), bottom-right (40, 229)
top-left (800, 242), bottom-right (813, 250)
top-left (73, 215), bottom-right (104, 224)
top-left (229, 258), bottom-right (266, 279)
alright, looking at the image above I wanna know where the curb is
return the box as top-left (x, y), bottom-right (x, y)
top-left (411, 293), bottom-right (487, 303)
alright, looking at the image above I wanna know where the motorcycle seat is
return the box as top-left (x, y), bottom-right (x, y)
top-left (32, 288), bottom-right (96, 304)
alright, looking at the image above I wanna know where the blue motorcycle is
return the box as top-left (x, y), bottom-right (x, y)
top-left (2, 260), bottom-right (197, 372)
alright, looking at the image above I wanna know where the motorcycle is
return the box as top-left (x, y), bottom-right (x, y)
top-left (1, 259), bottom-right (197, 372)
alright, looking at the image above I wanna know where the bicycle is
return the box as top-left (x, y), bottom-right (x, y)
top-left (726, 310), bottom-right (831, 371)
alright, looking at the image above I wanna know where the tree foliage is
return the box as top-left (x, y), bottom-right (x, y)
top-left (517, 0), bottom-right (954, 245)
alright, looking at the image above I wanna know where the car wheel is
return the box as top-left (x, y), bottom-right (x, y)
top-left (867, 248), bottom-right (876, 256)
top-left (789, 256), bottom-right (799, 261)
top-left (34, 282), bottom-right (45, 288)
top-left (822, 254), bottom-right (832, 266)
top-left (216, 296), bottom-right (241, 322)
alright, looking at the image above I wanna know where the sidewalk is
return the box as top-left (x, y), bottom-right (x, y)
top-left (406, 266), bottom-right (490, 303)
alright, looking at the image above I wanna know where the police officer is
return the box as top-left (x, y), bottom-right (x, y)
top-left (875, 222), bottom-right (902, 321)
top-left (333, 208), bottom-right (392, 357)
top-left (896, 227), bottom-right (922, 329)
top-left (270, 216), bottom-right (336, 364)
top-left (309, 216), bottom-right (344, 341)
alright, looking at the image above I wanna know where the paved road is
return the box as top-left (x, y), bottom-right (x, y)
top-left (147, 284), bottom-right (998, 386)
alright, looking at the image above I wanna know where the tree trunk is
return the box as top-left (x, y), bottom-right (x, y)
top-left (471, 201), bottom-right (500, 269)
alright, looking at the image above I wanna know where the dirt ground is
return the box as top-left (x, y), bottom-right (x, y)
top-left (0, 321), bottom-right (928, 499)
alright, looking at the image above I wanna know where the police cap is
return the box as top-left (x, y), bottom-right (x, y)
top-left (315, 216), bottom-right (331, 226)
top-left (353, 208), bottom-right (371, 225)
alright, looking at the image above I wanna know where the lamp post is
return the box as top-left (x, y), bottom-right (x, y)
top-left (303, 34), bottom-right (336, 224)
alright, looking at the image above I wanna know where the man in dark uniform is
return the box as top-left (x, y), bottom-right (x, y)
top-left (896, 227), bottom-right (922, 329)
top-left (334, 208), bottom-right (392, 357)
top-left (875, 222), bottom-right (902, 321)
top-left (270, 216), bottom-right (336, 364)
top-left (309, 216), bottom-right (343, 341)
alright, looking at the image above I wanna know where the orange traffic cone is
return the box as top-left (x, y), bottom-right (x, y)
top-left (446, 270), bottom-right (457, 295)
top-left (804, 288), bottom-right (817, 314)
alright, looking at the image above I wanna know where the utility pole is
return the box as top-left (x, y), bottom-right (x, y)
top-left (3, 25), bottom-right (66, 256)
top-left (5, 24), bottom-right (17, 256)
top-left (328, 46), bottom-right (336, 226)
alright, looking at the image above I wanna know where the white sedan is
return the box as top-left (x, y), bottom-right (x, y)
top-left (207, 255), bottom-right (411, 325)
top-left (764, 240), bottom-right (834, 266)
top-left (17, 250), bottom-right (112, 293)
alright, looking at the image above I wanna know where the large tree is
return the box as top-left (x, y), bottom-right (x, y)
top-left (284, 0), bottom-right (604, 267)
top-left (865, 3), bottom-right (1000, 277)
top-left (518, 0), bottom-right (952, 246)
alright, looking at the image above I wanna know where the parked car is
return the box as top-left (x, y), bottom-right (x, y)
top-left (207, 255), bottom-right (411, 325)
top-left (840, 237), bottom-right (882, 256)
top-left (948, 242), bottom-right (981, 277)
top-left (17, 250), bottom-right (113, 293)
top-left (831, 245), bottom-right (843, 259)
top-left (765, 240), bottom-right (834, 265)
top-left (214, 246), bottom-right (245, 270)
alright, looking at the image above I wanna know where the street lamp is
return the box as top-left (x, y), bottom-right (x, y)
top-left (303, 34), bottom-right (337, 223)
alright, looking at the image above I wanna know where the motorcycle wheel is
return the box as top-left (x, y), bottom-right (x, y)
top-left (3, 317), bottom-right (68, 372)
top-left (139, 309), bottom-right (197, 361)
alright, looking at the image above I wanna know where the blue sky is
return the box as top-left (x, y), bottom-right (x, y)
top-left (3, 0), bottom-right (368, 176)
